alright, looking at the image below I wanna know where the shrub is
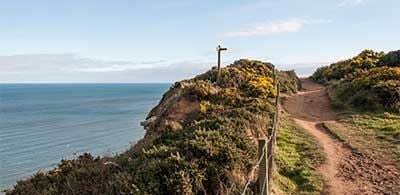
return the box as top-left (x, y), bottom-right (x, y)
top-left (311, 66), bottom-right (328, 84)
top-left (7, 59), bottom-right (299, 195)
top-left (312, 49), bottom-right (400, 112)
top-left (351, 67), bottom-right (400, 111)
top-left (247, 76), bottom-right (276, 98)
top-left (379, 50), bottom-right (400, 67)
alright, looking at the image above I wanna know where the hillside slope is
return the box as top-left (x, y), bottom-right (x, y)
top-left (7, 59), bottom-right (306, 195)
top-left (306, 49), bottom-right (400, 194)
top-left (312, 49), bottom-right (400, 167)
top-left (283, 78), bottom-right (400, 194)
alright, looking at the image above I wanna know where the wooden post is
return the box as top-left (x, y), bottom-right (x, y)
top-left (275, 83), bottom-right (280, 131)
top-left (270, 112), bottom-right (276, 129)
top-left (258, 138), bottom-right (268, 195)
top-left (216, 45), bottom-right (227, 84)
top-left (275, 84), bottom-right (280, 106)
top-left (267, 126), bottom-right (274, 192)
top-left (273, 68), bottom-right (277, 86)
top-left (217, 48), bottom-right (221, 82)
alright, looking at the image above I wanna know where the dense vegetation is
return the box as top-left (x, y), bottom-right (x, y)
top-left (7, 60), bottom-right (301, 195)
top-left (312, 49), bottom-right (400, 112)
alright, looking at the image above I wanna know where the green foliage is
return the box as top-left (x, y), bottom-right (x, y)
top-left (277, 70), bottom-right (302, 94)
top-left (328, 67), bottom-right (400, 112)
top-left (314, 49), bottom-right (385, 82)
top-left (7, 59), bottom-right (300, 195)
top-left (7, 153), bottom-right (122, 195)
top-left (312, 49), bottom-right (400, 112)
top-left (379, 50), bottom-right (400, 67)
top-left (311, 66), bottom-right (328, 84)
top-left (351, 67), bottom-right (400, 110)
top-left (187, 79), bottom-right (215, 99)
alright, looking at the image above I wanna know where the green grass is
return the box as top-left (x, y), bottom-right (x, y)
top-left (273, 114), bottom-right (325, 195)
top-left (324, 81), bottom-right (400, 168)
top-left (340, 112), bottom-right (400, 167)
top-left (323, 111), bottom-right (400, 169)
top-left (322, 122), bottom-right (358, 152)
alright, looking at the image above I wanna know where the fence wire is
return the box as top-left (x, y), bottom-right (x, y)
top-left (241, 70), bottom-right (280, 195)
top-left (241, 142), bottom-right (268, 195)
top-left (240, 123), bottom-right (276, 195)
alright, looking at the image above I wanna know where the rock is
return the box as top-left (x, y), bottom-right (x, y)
top-left (140, 116), bottom-right (157, 127)
top-left (164, 120), bottom-right (183, 131)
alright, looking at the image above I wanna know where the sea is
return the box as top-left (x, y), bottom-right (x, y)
top-left (0, 83), bottom-right (170, 191)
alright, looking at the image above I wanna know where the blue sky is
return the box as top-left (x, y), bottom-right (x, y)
top-left (1, 0), bottom-right (399, 82)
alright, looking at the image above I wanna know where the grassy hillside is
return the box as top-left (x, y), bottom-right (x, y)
top-left (7, 59), bottom-right (307, 195)
top-left (312, 49), bottom-right (400, 112)
top-left (312, 49), bottom-right (400, 169)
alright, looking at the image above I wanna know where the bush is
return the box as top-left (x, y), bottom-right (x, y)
top-left (7, 59), bottom-right (300, 195)
top-left (312, 49), bottom-right (400, 112)
top-left (311, 66), bottom-right (328, 84)
top-left (351, 67), bottom-right (400, 111)
top-left (247, 76), bottom-right (276, 98)
top-left (379, 50), bottom-right (400, 67)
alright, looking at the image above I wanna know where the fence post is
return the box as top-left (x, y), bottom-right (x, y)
top-left (256, 68), bottom-right (280, 195)
top-left (258, 138), bottom-right (268, 195)
top-left (267, 125), bottom-right (274, 192)
top-left (275, 83), bottom-right (280, 106)
top-left (275, 83), bottom-right (280, 135)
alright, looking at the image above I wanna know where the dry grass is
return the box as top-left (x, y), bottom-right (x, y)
top-left (323, 112), bottom-right (400, 168)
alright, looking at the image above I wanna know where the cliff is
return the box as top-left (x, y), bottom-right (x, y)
top-left (7, 59), bottom-right (300, 195)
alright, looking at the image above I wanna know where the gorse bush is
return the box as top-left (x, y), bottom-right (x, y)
top-left (351, 67), bottom-right (400, 110)
top-left (7, 59), bottom-right (300, 195)
top-left (311, 66), bottom-right (328, 84)
top-left (247, 76), bottom-right (276, 98)
top-left (277, 70), bottom-right (302, 93)
top-left (315, 49), bottom-right (385, 82)
top-left (312, 49), bottom-right (400, 112)
top-left (379, 50), bottom-right (400, 67)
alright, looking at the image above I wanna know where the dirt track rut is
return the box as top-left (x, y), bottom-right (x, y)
top-left (282, 78), bottom-right (400, 195)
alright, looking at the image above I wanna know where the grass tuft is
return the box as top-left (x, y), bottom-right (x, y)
top-left (273, 114), bottom-right (325, 195)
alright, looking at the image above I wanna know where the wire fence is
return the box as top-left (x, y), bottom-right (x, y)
top-left (241, 67), bottom-right (280, 195)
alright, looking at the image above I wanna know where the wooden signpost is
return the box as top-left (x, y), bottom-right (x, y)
top-left (216, 45), bottom-right (227, 84)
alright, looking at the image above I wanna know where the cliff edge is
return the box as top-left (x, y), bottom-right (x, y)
top-left (7, 59), bottom-right (300, 195)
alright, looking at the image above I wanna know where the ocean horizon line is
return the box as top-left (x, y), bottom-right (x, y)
top-left (0, 82), bottom-right (173, 85)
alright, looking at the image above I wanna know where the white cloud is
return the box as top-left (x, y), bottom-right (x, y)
top-left (73, 61), bottom-right (171, 72)
top-left (0, 54), bottom-right (215, 83)
top-left (338, 0), bottom-right (365, 7)
top-left (222, 18), bottom-right (331, 38)
top-left (0, 54), bottom-right (169, 73)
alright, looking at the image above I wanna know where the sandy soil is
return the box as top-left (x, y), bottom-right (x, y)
top-left (282, 78), bottom-right (400, 195)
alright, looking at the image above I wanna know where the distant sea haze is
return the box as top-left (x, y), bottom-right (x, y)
top-left (0, 83), bottom-right (170, 191)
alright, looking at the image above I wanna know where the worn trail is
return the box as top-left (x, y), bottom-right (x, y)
top-left (282, 78), bottom-right (400, 195)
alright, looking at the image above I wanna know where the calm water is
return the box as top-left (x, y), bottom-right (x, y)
top-left (0, 83), bottom-right (170, 191)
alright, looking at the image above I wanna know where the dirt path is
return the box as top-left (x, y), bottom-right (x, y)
top-left (282, 78), bottom-right (400, 195)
